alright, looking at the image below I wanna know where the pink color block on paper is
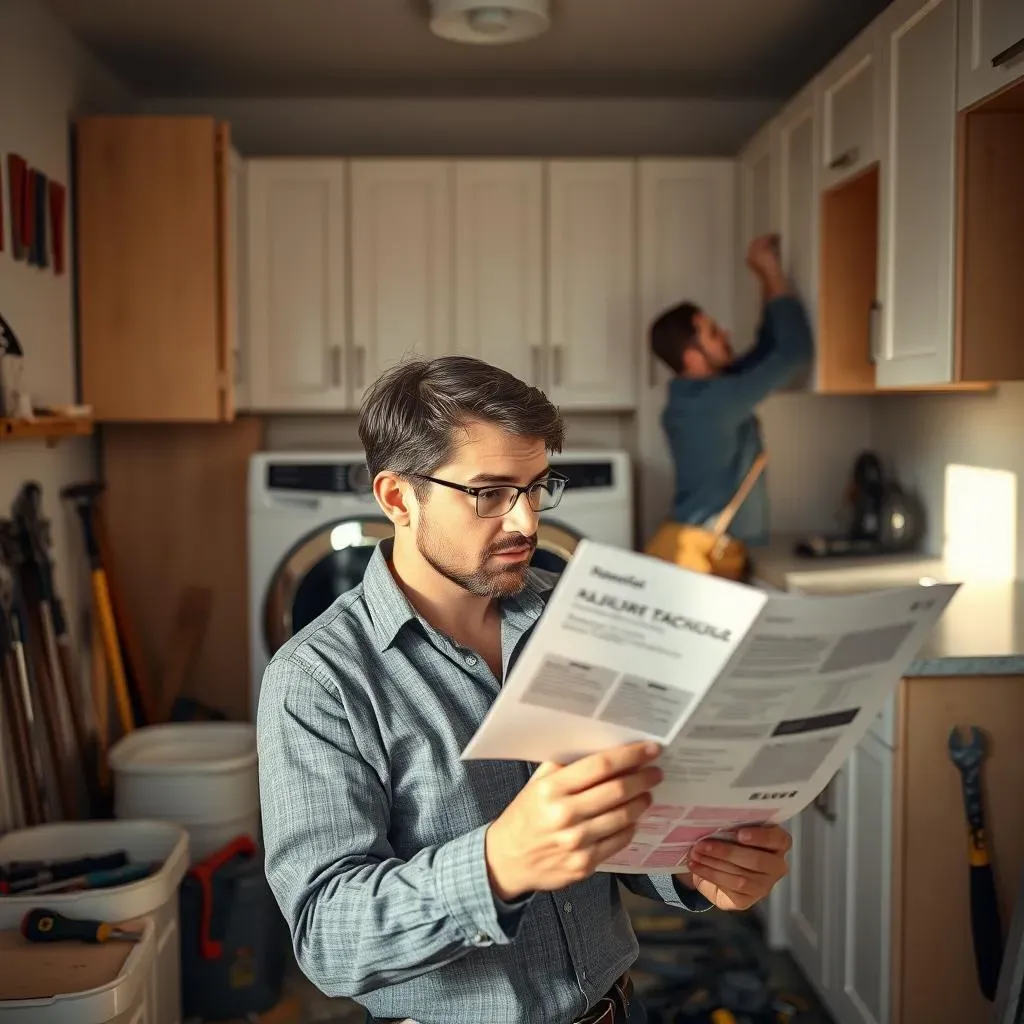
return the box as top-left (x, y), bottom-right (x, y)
top-left (643, 845), bottom-right (691, 869)
top-left (635, 819), bottom-right (674, 835)
top-left (646, 804), bottom-right (687, 821)
top-left (603, 843), bottom-right (653, 867)
top-left (666, 825), bottom-right (720, 844)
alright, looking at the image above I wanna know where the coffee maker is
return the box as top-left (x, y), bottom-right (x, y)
top-left (794, 450), bottom-right (923, 557)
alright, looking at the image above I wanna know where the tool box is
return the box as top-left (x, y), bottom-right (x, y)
top-left (179, 834), bottom-right (289, 1020)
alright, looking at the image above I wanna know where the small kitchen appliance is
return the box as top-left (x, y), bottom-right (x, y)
top-left (794, 450), bottom-right (924, 558)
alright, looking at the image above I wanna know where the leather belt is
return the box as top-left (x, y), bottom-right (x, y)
top-left (574, 971), bottom-right (634, 1024)
top-left (374, 972), bottom-right (634, 1024)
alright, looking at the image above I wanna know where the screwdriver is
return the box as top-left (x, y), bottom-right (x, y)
top-left (21, 907), bottom-right (142, 944)
top-left (16, 861), bottom-right (157, 896)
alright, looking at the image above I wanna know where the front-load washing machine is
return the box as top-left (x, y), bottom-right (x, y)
top-left (247, 449), bottom-right (633, 716)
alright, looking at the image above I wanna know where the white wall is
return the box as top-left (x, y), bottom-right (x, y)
top-left (871, 385), bottom-right (1024, 576)
top-left (145, 95), bottom-right (782, 157)
top-left (0, 0), bottom-right (132, 832)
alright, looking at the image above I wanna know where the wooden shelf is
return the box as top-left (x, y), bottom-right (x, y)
top-left (0, 416), bottom-right (94, 443)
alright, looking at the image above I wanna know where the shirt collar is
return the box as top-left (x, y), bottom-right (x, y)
top-left (361, 537), bottom-right (555, 652)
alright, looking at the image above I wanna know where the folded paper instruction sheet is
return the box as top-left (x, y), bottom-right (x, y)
top-left (462, 540), bottom-right (959, 873)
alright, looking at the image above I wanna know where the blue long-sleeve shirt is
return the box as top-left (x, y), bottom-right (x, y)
top-left (257, 538), bottom-right (711, 1024)
top-left (661, 295), bottom-right (814, 545)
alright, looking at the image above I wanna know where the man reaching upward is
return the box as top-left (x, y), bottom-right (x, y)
top-left (648, 234), bottom-right (813, 548)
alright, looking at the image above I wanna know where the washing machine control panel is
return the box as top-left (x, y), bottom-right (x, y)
top-left (553, 461), bottom-right (614, 490)
top-left (266, 461), bottom-right (372, 495)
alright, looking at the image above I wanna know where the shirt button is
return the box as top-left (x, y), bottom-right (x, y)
top-left (473, 932), bottom-right (492, 946)
top-left (581, 969), bottom-right (588, 981)
top-left (464, 654), bottom-right (478, 666)
top-left (563, 900), bottom-right (573, 913)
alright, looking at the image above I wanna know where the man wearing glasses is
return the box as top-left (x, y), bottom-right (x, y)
top-left (256, 355), bottom-right (790, 1024)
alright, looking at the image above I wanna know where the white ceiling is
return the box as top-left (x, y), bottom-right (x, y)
top-left (45, 0), bottom-right (893, 99)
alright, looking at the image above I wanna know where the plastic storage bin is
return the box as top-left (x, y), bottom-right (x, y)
top-left (0, 820), bottom-right (189, 1024)
top-left (0, 918), bottom-right (155, 1023)
top-left (109, 722), bottom-right (260, 861)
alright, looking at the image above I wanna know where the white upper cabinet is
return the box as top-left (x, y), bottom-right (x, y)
top-left (636, 160), bottom-right (735, 546)
top-left (546, 161), bottom-right (637, 409)
top-left (735, 121), bottom-right (779, 357)
top-left (776, 82), bottom-right (820, 339)
top-left (453, 161), bottom-right (543, 386)
top-left (244, 159), bottom-right (349, 411)
top-left (876, 0), bottom-right (959, 387)
top-left (819, 23), bottom-right (880, 190)
top-left (958, 0), bottom-right (1024, 109)
top-left (350, 160), bottom-right (452, 406)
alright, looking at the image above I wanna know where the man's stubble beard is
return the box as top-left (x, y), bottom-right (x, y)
top-left (416, 518), bottom-right (535, 598)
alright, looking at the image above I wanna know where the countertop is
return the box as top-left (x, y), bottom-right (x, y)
top-left (748, 535), bottom-right (1024, 677)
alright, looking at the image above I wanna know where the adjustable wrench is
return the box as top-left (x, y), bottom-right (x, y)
top-left (948, 725), bottom-right (1004, 1000)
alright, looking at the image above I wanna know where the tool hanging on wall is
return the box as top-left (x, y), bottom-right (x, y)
top-left (0, 519), bottom-right (79, 821)
top-left (61, 483), bottom-right (137, 737)
top-left (0, 528), bottom-right (50, 825)
top-left (948, 724), bottom-right (1004, 1001)
top-left (90, 486), bottom-right (157, 726)
top-left (14, 483), bottom-right (105, 818)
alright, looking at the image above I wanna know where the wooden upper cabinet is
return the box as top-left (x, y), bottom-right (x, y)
top-left (955, 79), bottom-right (1024, 383)
top-left (75, 116), bottom-right (234, 422)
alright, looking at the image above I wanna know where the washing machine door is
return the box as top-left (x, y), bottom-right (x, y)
top-left (263, 517), bottom-right (584, 655)
top-left (532, 518), bottom-right (584, 574)
top-left (264, 517), bottom-right (394, 656)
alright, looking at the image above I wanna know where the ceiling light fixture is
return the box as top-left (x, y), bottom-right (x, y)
top-left (429, 0), bottom-right (551, 45)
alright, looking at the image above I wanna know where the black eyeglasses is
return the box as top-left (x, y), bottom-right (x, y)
top-left (410, 472), bottom-right (568, 519)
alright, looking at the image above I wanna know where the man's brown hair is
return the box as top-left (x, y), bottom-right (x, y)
top-left (358, 356), bottom-right (565, 487)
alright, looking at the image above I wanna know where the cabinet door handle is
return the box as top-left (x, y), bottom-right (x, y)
top-left (552, 345), bottom-right (563, 387)
top-left (868, 301), bottom-right (881, 365)
top-left (828, 147), bottom-right (860, 171)
top-left (330, 345), bottom-right (342, 387)
top-left (531, 345), bottom-right (542, 384)
top-left (233, 348), bottom-right (243, 386)
top-left (353, 345), bottom-right (365, 390)
top-left (992, 36), bottom-right (1024, 67)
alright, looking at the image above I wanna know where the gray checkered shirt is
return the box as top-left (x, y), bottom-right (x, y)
top-left (257, 538), bottom-right (711, 1024)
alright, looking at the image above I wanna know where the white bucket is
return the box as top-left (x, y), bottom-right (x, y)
top-left (0, 918), bottom-right (156, 1024)
top-left (0, 821), bottom-right (188, 1024)
top-left (108, 722), bottom-right (260, 862)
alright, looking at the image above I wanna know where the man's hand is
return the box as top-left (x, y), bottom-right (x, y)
top-left (745, 234), bottom-right (788, 301)
top-left (745, 234), bottom-right (781, 276)
top-left (485, 741), bottom-right (663, 902)
top-left (677, 825), bottom-right (791, 911)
